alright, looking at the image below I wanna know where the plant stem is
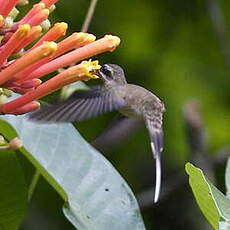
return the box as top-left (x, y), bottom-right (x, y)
top-left (81, 0), bottom-right (98, 32)
top-left (68, 0), bottom-right (98, 70)
top-left (28, 169), bottom-right (40, 201)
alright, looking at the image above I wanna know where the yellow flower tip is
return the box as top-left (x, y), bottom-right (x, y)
top-left (41, 41), bottom-right (58, 56)
top-left (104, 35), bottom-right (121, 51)
top-left (37, 2), bottom-right (46, 9)
top-left (75, 32), bottom-right (89, 40)
top-left (0, 15), bottom-right (4, 26)
top-left (85, 33), bottom-right (96, 42)
top-left (81, 60), bottom-right (101, 79)
top-left (54, 22), bottom-right (68, 35)
top-left (17, 24), bottom-right (31, 38)
top-left (42, 8), bottom-right (50, 17)
top-left (33, 25), bottom-right (42, 33)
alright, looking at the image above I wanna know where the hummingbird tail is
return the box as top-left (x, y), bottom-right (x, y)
top-left (151, 142), bottom-right (161, 203)
top-left (146, 119), bottom-right (163, 203)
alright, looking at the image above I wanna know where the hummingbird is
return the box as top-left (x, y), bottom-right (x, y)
top-left (30, 64), bottom-right (165, 203)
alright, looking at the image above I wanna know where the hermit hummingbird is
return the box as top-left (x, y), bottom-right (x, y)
top-left (30, 64), bottom-right (165, 203)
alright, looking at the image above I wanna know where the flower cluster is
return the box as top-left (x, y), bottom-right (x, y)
top-left (0, 0), bottom-right (120, 115)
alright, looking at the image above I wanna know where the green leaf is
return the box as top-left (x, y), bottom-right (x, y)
top-left (226, 157), bottom-right (230, 199)
top-left (185, 163), bottom-right (230, 230)
top-left (185, 163), bottom-right (220, 230)
top-left (0, 150), bottom-right (27, 230)
top-left (0, 115), bottom-right (146, 230)
top-left (0, 122), bottom-right (28, 230)
top-left (0, 121), bottom-right (28, 230)
top-left (209, 183), bottom-right (230, 221)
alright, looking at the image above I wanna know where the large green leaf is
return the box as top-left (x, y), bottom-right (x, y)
top-left (0, 150), bottom-right (27, 230)
top-left (0, 115), bottom-right (146, 230)
top-left (0, 120), bottom-right (28, 230)
top-left (219, 221), bottom-right (230, 230)
top-left (185, 163), bottom-right (230, 230)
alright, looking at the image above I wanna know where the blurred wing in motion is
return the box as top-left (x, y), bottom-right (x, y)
top-left (145, 118), bottom-right (164, 203)
top-left (29, 86), bottom-right (126, 122)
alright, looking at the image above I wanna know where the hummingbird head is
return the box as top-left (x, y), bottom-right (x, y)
top-left (97, 64), bottom-right (127, 86)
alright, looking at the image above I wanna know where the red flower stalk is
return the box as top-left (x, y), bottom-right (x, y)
top-left (25, 8), bottom-right (50, 27)
top-left (0, 0), bottom-right (18, 17)
top-left (18, 3), bottom-right (46, 25)
top-left (14, 26), bottom-right (42, 53)
top-left (31, 22), bottom-right (68, 49)
top-left (9, 101), bottom-right (41, 115)
top-left (7, 78), bottom-right (42, 94)
top-left (41, 0), bottom-right (59, 8)
top-left (0, 41), bottom-right (58, 85)
top-left (0, 61), bottom-right (101, 114)
top-left (0, 0), bottom-right (121, 115)
top-left (0, 24), bottom-right (31, 66)
top-left (22, 35), bottom-right (121, 80)
top-left (13, 32), bottom-right (96, 82)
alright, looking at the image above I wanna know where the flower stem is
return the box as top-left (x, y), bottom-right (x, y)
top-left (81, 0), bottom-right (99, 32)
top-left (28, 169), bottom-right (40, 201)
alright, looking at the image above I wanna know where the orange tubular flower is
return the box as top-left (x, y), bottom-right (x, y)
top-left (13, 32), bottom-right (96, 82)
top-left (18, 3), bottom-right (46, 25)
top-left (0, 41), bottom-right (58, 85)
top-left (14, 26), bottom-right (42, 53)
top-left (41, 0), bottom-right (59, 8)
top-left (0, 0), bottom-right (18, 17)
top-left (0, 24), bottom-right (31, 66)
top-left (0, 0), bottom-right (121, 115)
top-left (22, 35), bottom-right (121, 80)
top-left (0, 61), bottom-right (101, 114)
top-left (31, 22), bottom-right (68, 49)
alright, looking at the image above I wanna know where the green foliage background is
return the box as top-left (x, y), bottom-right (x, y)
top-left (18, 0), bottom-right (230, 229)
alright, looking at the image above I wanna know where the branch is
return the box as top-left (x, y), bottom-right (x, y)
top-left (205, 0), bottom-right (230, 70)
top-left (81, 0), bottom-right (99, 32)
top-left (183, 100), bottom-right (215, 181)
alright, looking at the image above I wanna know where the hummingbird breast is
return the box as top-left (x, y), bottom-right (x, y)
top-left (114, 84), bottom-right (165, 120)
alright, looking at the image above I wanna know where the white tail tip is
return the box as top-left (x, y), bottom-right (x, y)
top-left (154, 151), bottom-right (161, 203)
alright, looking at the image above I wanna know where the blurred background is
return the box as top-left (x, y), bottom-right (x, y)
top-left (20, 0), bottom-right (230, 229)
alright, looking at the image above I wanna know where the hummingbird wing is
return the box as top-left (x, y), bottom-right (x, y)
top-left (29, 86), bottom-right (126, 122)
top-left (145, 117), bottom-right (163, 203)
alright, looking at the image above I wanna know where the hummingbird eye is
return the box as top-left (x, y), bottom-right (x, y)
top-left (101, 65), bottom-right (113, 78)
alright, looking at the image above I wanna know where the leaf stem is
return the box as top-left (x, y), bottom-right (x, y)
top-left (28, 169), bottom-right (40, 201)
top-left (81, 0), bottom-right (98, 32)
